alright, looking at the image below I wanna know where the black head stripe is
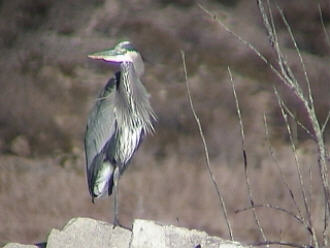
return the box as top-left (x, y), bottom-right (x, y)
top-left (120, 42), bottom-right (136, 52)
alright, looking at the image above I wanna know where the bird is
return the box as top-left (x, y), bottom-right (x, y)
top-left (84, 41), bottom-right (156, 226)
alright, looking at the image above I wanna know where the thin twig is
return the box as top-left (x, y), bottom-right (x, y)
top-left (235, 203), bottom-right (304, 224)
top-left (263, 113), bottom-right (307, 227)
top-left (281, 102), bottom-right (314, 139)
top-left (274, 87), bottom-right (319, 247)
top-left (264, 0), bottom-right (301, 92)
top-left (198, 3), bottom-right (287, 88)
top-left (228, 67), bottom-right (267, 243)
top-left (256, 0), bottom-right (275, 46)
top-left (321, 110), bottom-right (330, 135)
top-left (307, 158), bottom-right (314, 248)
top-left (181, 51), bottom-right (233, 240)
top-left (251, 240), bottom-right (309, 248)
top-left (265, 113), bottom-right (317, 240)
top-left (276, 5), bottom-right (313, 108)
top-left (199, 1), bottom-right (305, 112)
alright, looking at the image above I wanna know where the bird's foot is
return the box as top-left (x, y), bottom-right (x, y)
top-left (112, 219), bottom-right (131, 230)
top-left (112, 217), bottom-right (120, 229)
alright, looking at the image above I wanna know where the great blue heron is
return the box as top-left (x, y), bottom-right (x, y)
top-left (84, 41), bottom-right (156, 226)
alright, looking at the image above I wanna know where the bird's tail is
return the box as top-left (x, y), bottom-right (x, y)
top-left (87, 154), bottom-right (115, 202)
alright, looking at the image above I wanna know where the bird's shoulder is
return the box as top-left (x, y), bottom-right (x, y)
top-left (85, 72), bottom-right (121, 135)
top-left (100, 71), bottom-right (120, 99)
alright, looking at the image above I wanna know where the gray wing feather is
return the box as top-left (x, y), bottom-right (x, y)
top-left (84, 77), bottom-right (117, 174)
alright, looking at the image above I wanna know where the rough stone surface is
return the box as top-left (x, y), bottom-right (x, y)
top-left (46, 217), bottom-right (131, 248)
top-left (3, 218), bottom-right (254, 248)
top-left (131, 219), bottom-right (251, 248)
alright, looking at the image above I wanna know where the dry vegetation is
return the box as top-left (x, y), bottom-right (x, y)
top-left (0, 0), bottom-right (329, 247)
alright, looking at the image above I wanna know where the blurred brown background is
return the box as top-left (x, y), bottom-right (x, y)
top-left (0, 0), bottom-right (329, 246)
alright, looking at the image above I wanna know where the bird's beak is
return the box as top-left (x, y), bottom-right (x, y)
top-left (88, 48), bottom-right (129, 63)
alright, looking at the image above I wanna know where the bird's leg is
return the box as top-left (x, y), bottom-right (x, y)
top-left (113, 166), bottom-right (120, 228)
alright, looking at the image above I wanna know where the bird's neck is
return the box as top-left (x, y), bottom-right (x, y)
top-left (117, 62), bottom-right (154, 129)
top-left (116, 63), bottom-right (155, 133)
top-left (118, 62), bottom-right (143, 110)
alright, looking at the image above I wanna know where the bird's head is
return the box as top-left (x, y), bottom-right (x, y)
top-left (88, 41), bottom-right (144, 77)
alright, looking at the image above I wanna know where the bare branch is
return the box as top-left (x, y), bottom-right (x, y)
top-left (251, 240), bottom-right (309, 248)
top-left (263, 0), bottom-right (300, 91)
top-left (199, 2), bottom-right (306, 116)
top-left (321, 110), bottom-right (330, 135)
top-left (280, 102), bottom-right (314, 139)
top-left (198, 3), bottom-right (287, 88)
top-left (263, 113), bottom-right (306, 225)
top-left (228, 67), bottom-right (267, 243)
top-left (235, 203), bottom-right (304, 225)
top-left (256, 0), bottom-right (275, 46)
top-left (276, 4), bottom-right (313, 108)
top-left (181, 51), bottom-right (233, 240)
top-left (274, 87), bottom-right (319, 248)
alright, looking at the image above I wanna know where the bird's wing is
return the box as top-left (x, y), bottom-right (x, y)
top-left (84, 74), bottom-right (119, 175)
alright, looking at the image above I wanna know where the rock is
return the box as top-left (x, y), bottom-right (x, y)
top-left (131, 219), bottom-right (250, 248)
top-left (46, 217), bottom-right (131, 248)
top-left (4, 218), bottom-right (254, 248)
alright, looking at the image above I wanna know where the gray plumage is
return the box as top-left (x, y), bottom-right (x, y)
top-left (84, 41), bottom-right (155, 225)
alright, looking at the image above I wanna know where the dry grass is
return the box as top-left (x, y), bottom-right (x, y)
top-left (0, 141), bottom-right (325, 245)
